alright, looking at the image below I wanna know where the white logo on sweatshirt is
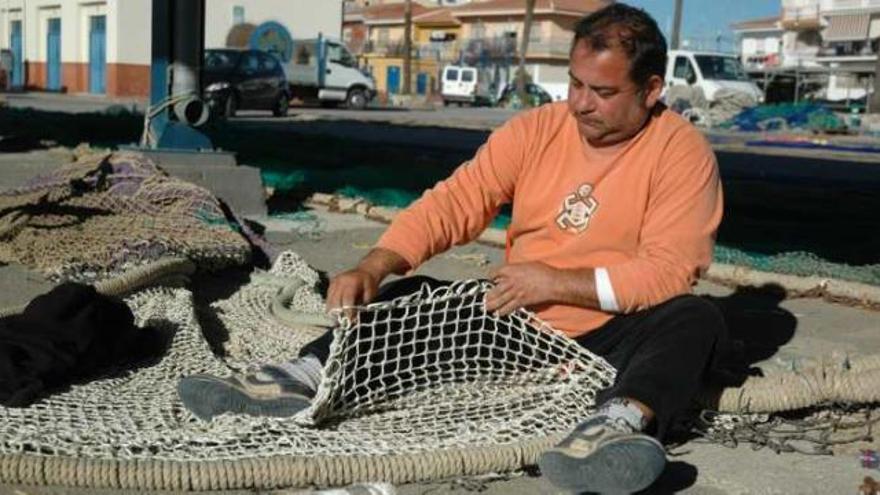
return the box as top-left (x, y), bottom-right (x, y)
top-left (556, 183), bottom-right (598, 234)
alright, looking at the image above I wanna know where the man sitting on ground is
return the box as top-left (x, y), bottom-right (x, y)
top-left (180, 4), bottom-right (726, 493)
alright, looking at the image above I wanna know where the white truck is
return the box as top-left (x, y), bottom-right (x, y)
top-left (286, 37), bottom-right (376, 109)
top-left (665, 50), bottom-right (764, 103)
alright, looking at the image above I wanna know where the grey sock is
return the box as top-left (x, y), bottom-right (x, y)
top-left (260, 354), bottom-right (323, 394)
top-left (596, 397), bottom-right (649, 432)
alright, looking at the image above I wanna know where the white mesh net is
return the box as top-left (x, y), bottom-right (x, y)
top-left (0, 251), bottom-right (616, 490)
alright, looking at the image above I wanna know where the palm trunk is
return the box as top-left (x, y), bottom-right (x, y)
top-left (403, 0), bottom-right (412, 96)
top-left (517, 0), bottom-right (537, 106)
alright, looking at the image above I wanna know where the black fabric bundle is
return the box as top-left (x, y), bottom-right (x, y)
top-left (0, 283), bottom-right (160, 407)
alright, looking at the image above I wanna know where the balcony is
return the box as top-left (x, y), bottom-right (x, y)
top-left (823, 0), bottom-right (880, 11)
top-left (782, 5), bottom-right (821, 29)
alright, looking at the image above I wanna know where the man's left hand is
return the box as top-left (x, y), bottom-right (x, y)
top-left (485, 261), bottom-right (560, 315)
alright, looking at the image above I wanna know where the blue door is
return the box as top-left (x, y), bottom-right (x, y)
top-left (416, 72), bottom-right (428, 95)
top-left (88, 15), bottom-right (106, 94)
top-left (10, 20), bottom-right (22, 88)
top-left (386, 65), bottom-right (400, 95)
top-left (46, 18), bottom-right (61, 91)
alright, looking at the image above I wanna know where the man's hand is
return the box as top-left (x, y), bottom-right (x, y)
top-left (326, 267), bottom-right (381, 310)
top-left (326, 248), bottom-right (411, 312)
top-left (485, 262), bottom-right (600, 315)
top-left (485, 261), bottom-right (562, 315)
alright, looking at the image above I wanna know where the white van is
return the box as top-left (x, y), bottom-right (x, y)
top-left (441, 65), bottom-right (493, 106)
top-left (665, 50), bottom-right (763, 103)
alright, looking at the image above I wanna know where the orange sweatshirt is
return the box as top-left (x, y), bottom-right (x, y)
top-left (376, 102), bottom-right (723, 338)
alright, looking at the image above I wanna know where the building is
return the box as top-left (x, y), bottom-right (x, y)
top-left (733, 0), bottom-right (880, 102)
top-left (347, 0), bottom-right (609, 99)
top-left (731, 17), bottom-right (784, 71)
top-left (815, 0), bottom-right (879, 100)
top-left (779, 0), bottom-right (822, 68)
top-left (0, 0), bottom-right (343, 98)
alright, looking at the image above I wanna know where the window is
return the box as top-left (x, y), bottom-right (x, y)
top-left (445, 67), bottom-right (459, 81)
top-left (461, 70), bottom-right (474, 82)
top-left (529, 22), bottom-right (542, 42)
top-left (327, 43), bottom-right (356, 67)
top-left (204, 50), bottom-right (240, 70)
top-left (377, 27), bottom-right (389, 46)
top-left (233, 6), bottom-right (244, 25)
top-left (240, 52), bottom-right (259, 72)
top-left (673, 56), bottom-right (694, 80)
top-left (259, 52), bottom-right (279, 72)
top-left (472, 22), bottom-right (485, 39)
top-left (694, 55), bottom-right (749, 81)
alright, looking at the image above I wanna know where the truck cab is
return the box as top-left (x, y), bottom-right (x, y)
top-left (287, 38), bottom-right (376, 109)
top-left (665, 50), bottom-right (763, 103)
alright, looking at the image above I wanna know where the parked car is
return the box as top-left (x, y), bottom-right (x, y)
top-left (496, 81), bottom-right (553, 108)
top-left (203, 48), bottom-right (290, 118)
top-left (441, 65), bottom-right (493, 106)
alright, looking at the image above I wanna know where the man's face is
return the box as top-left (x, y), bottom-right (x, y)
top-left (567, 39), bottom-right (662, 147)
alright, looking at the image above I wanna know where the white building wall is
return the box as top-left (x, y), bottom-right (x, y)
top-left (114, 0), bottom-right (150, 65)
top-left (204, 0), bottom-right (343, 48)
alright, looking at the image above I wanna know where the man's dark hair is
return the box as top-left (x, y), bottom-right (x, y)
top-left (572, 3), bottom-right (668, 88)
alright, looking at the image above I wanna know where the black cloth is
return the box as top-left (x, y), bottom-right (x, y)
top-left (301, 276), bottom-right (726, 441)
top-left (574, 294), bottom-right (726, 439)
top-left (0, 283), bottom-right (158, 407)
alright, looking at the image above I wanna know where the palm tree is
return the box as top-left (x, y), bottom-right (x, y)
top-left (516, 0), bottom-right (537, 106)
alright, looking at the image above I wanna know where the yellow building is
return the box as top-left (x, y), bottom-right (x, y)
top-left (352, 0), bottom-right (610, 99)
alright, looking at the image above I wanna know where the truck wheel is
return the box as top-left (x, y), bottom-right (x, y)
top-left (272, 92), bottom-right (289, 117)
top-left (346, 88), bottom-right (367, 110)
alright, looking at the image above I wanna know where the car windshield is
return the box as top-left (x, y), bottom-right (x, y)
top-left (694, 55), bottom-right (749, 81)
top-left (204, 51), bottom-right (240, 70)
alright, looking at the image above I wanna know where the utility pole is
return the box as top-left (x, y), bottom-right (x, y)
top-left (403, 0), bottom-right (412, 95)
top-left (671, 0), bottom-right (683, 50)
top-left (517, 0), bottom-right (536, 106)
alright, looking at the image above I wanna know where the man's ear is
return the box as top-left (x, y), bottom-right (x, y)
top-left (642, 74), bottom-right (664, 109)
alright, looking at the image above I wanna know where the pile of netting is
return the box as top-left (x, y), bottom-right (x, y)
top-left (0, 151), bottom-right (251, 282)
top-left (692, 353), bottom-right (880, 455)
top-left (722, 102), bottom-right (847, 132)
top-left (714, 246), bottom-right (880, 288)
top-left (0, 251), bottom-right (617, 490)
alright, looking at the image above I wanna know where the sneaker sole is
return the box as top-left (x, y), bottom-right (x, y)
top-left (177, 375), bottom-right (311, 421)
top-left (538, 435), bottom-right (666, 494)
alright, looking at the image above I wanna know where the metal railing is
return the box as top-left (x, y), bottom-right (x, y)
top-left (362, 36), bottom-right (572, 62)
top-left (782, 5), bottom-right (820, 21)
top-left (823, 0), bottom-right (880, 10)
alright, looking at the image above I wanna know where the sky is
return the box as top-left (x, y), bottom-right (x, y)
top-left (625, 0), bottom-right (781, 52)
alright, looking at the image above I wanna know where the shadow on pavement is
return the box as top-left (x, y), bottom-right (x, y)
top-left (707, 283), bottom-right (798, 384)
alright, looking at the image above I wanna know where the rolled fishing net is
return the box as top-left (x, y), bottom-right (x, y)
top-left (0, 251), bottom-right (616, 490)
top-left (0, 151), bottom-right (250, 282)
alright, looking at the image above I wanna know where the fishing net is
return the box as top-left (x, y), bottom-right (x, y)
top-left (0, 251), bottom-right (616, 490)
top-left (714, 246), bottom-right (880, 288)
top-left (0, 151), bottom-right (251, 282)
top-left (692, 353), bottom-right (880, 455)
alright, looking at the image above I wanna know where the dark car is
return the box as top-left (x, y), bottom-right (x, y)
top-left (203, 48), bottom-right (289, 118)
top-left (496, 82), bottom-right (553, 108)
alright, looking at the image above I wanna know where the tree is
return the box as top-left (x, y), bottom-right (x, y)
top-left (517, 0), bottom-right (537, 106)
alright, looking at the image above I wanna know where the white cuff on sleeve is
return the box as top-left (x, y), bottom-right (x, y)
top-left (595, 267), bottom-right (620, 313)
